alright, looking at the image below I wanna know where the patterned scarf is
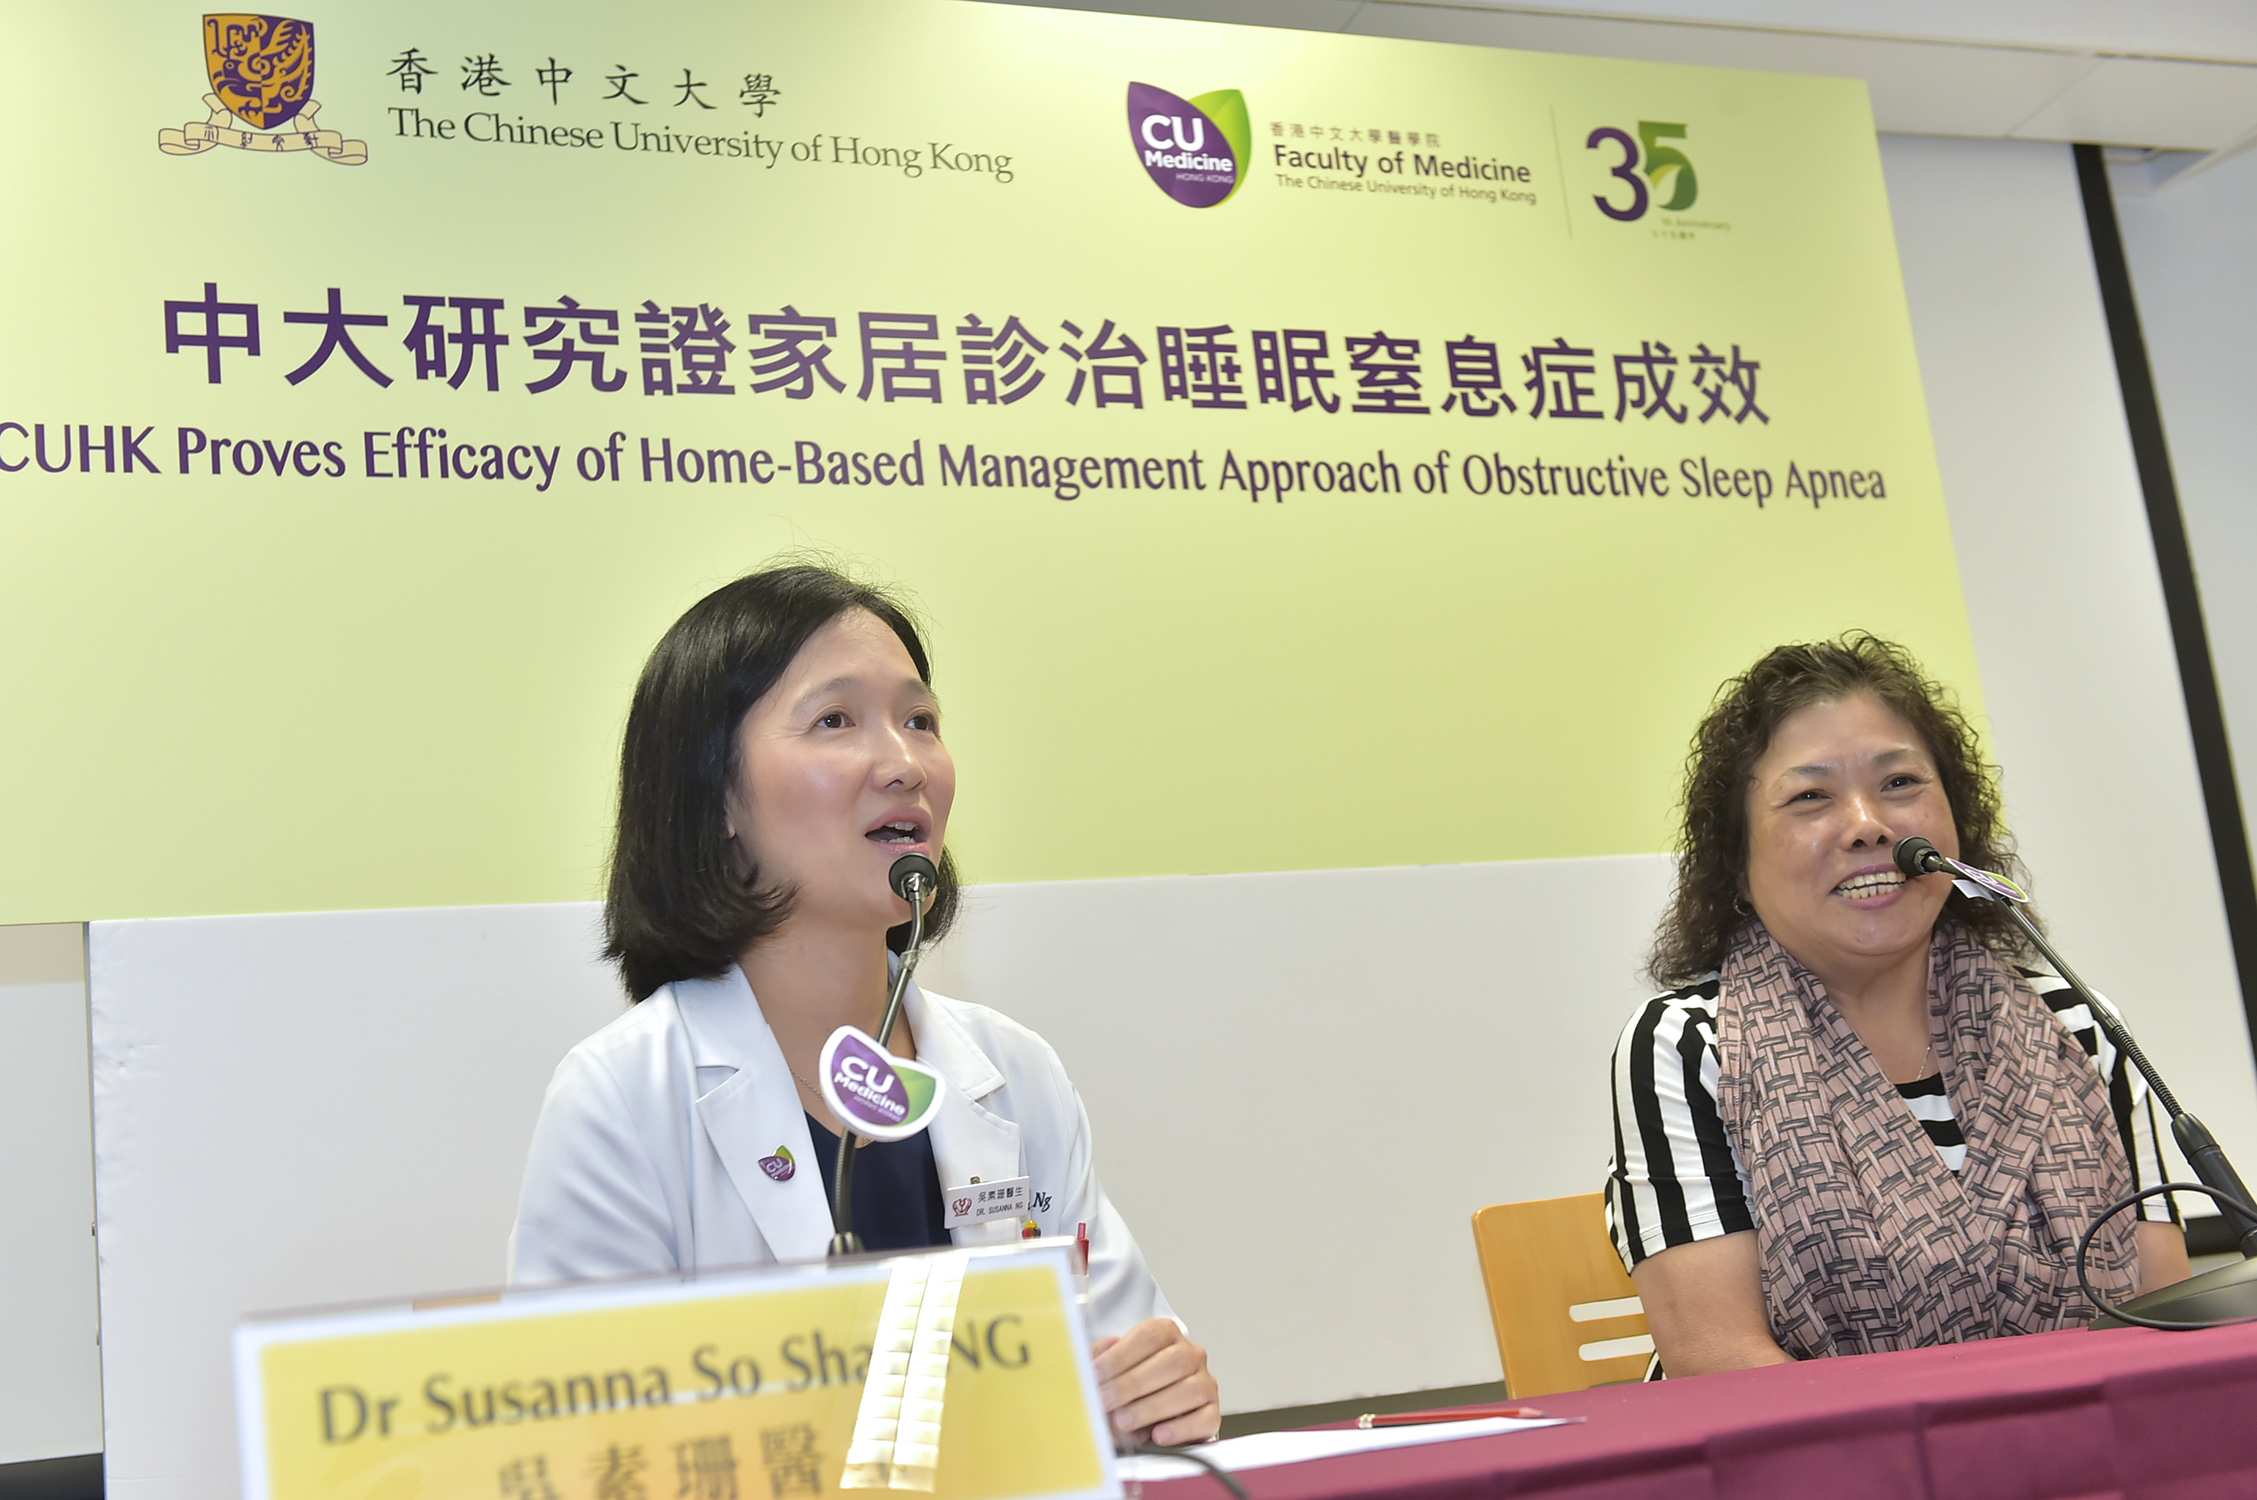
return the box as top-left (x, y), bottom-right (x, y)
top-left (1713, 919), bottom-right (2140, 1359)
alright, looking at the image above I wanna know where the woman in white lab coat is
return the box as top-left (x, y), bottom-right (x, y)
top-left (508, 563), bottom-right (1218, 1446)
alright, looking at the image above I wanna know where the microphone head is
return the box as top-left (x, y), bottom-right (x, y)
top-left (888, 853), bottom-right (939, 903)
top-left (1895, 837), bottom-right (1946, 877)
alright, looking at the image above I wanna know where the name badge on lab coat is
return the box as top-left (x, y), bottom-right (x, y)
top-left (946, 1175), bottom-right (1031, 1228)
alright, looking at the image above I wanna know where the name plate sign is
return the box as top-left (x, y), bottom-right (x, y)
top-left (235, 1244), bottom-right (1117, 1500)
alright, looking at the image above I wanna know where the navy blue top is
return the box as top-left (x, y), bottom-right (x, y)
top-left (803, 1114), bottom-right (952, 1252)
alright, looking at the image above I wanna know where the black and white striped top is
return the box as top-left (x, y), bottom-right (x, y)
top-left (1606, 969), bottom-right (2178, 1273)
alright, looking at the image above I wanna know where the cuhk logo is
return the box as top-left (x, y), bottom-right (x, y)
top-left (158, 14), bottom-right (367, 164)
top-left (1128, 83), bottom-right (1248, 208)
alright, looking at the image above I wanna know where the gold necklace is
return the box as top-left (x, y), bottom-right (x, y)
top-left (791, 1062), bottom-right (878, 1148)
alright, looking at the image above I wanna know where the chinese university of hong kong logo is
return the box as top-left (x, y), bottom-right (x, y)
top-left (1128, 83), bottom-right (1249, 207)
top-left (159, 15), bottom-right (367, 165)
top-left (1585, 121), bottom-right (1696, 220)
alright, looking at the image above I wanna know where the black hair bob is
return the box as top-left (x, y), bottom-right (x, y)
top-left (604, 563), bottom-right (961, 1001)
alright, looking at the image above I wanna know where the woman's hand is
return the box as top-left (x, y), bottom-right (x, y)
top-left (1092, 1318), bottom-right (1219, 1447)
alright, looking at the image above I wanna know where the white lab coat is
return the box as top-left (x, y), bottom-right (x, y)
top-left (508, 963), bottom-right (1175, 1339)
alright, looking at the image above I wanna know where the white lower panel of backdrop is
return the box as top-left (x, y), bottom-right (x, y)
top-left (89, 903), bottom-right (628, 1500)
top-left (89, 854), bottom-right (1672, 1500)
top-left (915, 856), bottom-right (1679, 1410)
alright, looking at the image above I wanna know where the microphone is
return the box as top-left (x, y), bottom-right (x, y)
top-left (1895, 835), bottom-right (2028, 904)
top-left (1894, 836), bottom-right (1951, 877)
top-left (889, 852), bottom-right (938, 905)
top-left (827, 851), bottom-right (943, 1258)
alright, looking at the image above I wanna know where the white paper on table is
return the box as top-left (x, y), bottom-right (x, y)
top-left (1116, 1416), bottom-right (1574, 1482)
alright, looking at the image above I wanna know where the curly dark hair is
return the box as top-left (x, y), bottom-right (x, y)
top-left (1647, 632), bottom-right (2037, 986)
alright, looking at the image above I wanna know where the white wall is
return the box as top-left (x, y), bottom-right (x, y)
top-left (0, 924), bottom-right (101, 1466)
top-left (1879, 134), bottom-right (2257, 1179)
top-left (2114, 148), bottom-right (2257, 889)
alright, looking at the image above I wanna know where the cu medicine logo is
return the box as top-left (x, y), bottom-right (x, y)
top-left (833, 1053), bottom-right (906, 1121)
top-left (159, 14), bottom-right (368, 165)
top-left (1127, 83), bottom-right (1249, 208)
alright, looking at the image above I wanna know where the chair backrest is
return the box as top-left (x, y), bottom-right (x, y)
top-left (1470, 1193), bottom-right (1654, 1397)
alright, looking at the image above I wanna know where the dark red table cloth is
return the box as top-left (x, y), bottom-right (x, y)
top-left (1151, 1324), bottom-right (2257, 1499)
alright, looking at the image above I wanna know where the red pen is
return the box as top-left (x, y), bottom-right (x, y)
top-left (1076, 1221), bottom-right (1090, 1273)
top-left (1355, 1403), bottom-right (1546, 1428)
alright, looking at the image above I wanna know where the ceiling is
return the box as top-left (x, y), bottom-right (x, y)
top-left (970, 0), bottom-right (2257, 185)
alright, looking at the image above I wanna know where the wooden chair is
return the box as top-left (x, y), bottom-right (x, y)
top-left (1471, 1193), bottom-right (1654, 1397)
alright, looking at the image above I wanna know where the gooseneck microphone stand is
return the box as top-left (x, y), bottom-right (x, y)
top-left (2001, 906), bottom-right (2257, 1259)
top-left (1898, 837), bottom-right (2257, 1327)
top-left (825, 853), bottom-right (938, 1258)
top-left (1897, 837), bottom-right (2257, 1258)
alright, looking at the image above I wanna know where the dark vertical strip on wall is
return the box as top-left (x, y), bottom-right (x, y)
top-left (2074, 141), bottom-right (2257, 1056)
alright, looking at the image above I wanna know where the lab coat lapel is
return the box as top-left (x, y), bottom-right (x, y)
top-left (674, 969), bottom-right (835, 1262)
top-left (905, 981), bottom-right (1023, 1243)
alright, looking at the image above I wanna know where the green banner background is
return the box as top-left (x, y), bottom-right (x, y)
top-left (0, 0), bottom-right (1973, 921)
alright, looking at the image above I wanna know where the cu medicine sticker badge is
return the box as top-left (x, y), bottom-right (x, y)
top-left (1128, 83), bottom-right (1248, 208)
top-left (159, 14), bottom-right (368, 165)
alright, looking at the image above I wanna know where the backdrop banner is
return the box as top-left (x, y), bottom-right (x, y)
top-left (0, 0), bottom-right (1974, 920)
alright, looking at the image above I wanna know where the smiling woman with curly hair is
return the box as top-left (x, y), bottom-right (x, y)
top-left (1606, 633), bottom-right (2187, 1379)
